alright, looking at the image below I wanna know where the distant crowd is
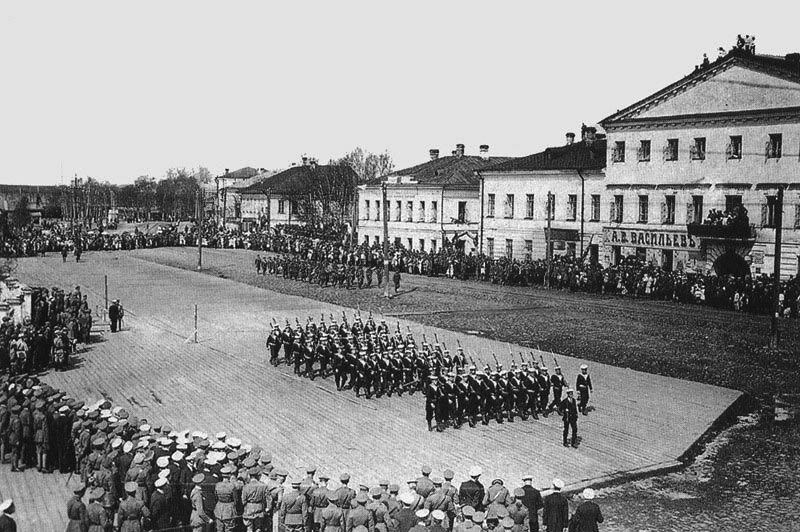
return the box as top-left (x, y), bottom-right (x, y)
top-left (3, 220), bottom-right (799, 318)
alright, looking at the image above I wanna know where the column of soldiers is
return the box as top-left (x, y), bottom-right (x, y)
top-left (0, 285), bottom-right (92, 377)
top-left (255, 255), bottom-right (384, 290)
top-left (264, 312), bottom-right (593, 435)
top-left (1, 373), bottom-right (603, 532)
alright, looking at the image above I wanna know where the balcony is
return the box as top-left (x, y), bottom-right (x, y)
top-left (687, 223), bottom-right (756, 240)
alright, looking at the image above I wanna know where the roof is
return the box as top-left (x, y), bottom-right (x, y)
top-left (239, 164), bottom-right (359, 196)
top-left (388, 155), bottom-right (514, 187)
top-left (226, 171), bottom-right (280, 191)
top-left (217, 167), bottom-right (261, 180)
top-left (480, 139), bottom-right (606, 173)
top-left (601, 49), bottom-right (800, 125)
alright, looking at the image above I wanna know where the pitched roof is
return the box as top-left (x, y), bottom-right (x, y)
top-left (601, 49), bottom-right (800, 125)
top-left (389, 155), bottom-right (514, 187)
top-left (239, 164), bottom-right (359, 195)
top-left (217, 167), bottom-right (261, 180)
top-left (480, 139), bottom-right (606, 173)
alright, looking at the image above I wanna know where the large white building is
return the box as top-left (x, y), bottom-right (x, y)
top-left (477, 127), bottom-right (606, 262)
top-left (600, 48), bottom-right (800, 278)
top-left (357, 144), bottom-right (511, 253)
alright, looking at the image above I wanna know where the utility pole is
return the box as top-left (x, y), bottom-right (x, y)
top-left (769, 186), bottom-right (784, 349)
top-left (545, 191), bottom-right (553, 288)
top-left (197, 189), bottom-right (203, 270)
top-left (382, 182), bottom-right (390, 299)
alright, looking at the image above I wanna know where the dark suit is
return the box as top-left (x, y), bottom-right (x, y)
top-left (150, 489), bottom-right (171, 530)
top-left (542, 492), bottom-right (568, 532)
top-left (108, 303), bottom-right (120, 333)
top-left (560, 397), bottom-right (578, 446)
top-left (521, 485), bottom-right (543, 532)
top-left (458, 480), bottom-right (485, 512)
top-left (571, 501), bottom-right (603, 532)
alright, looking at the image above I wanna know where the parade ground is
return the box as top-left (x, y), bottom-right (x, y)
top-left (3, 249), bottom-right (743, 529)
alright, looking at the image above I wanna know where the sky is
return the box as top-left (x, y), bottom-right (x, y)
top-left (1, 1), bottom-right (799, 186)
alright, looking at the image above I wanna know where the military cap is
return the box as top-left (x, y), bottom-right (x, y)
top-left (491, 478), bottom-right (503, 486)
top-left (89, 487), bottom-right (106, 501)
top-left (400, 493), bottom-right (414, 505)
top-left (431, 510), bottom-right (445, 521)
top-left (151, 423), bottom-right (162, 432)
top-left (388, 484), bottom-right (400, 494)
top-left (513, 488), bottom-right (525, 498)
top-left (501, 517), bottom-right (514, 529)
top-left (156, 456), bottom-right (169, 468)
top-left (318, 473), bottom-right (330, 481)
top-left (306, 465), bottom-right (317, 474)
top-left (172, 451), bottom-right (184, 462)
top-left (248, 466), bottom-right (261, 476)
top-left (566, 389), bottom-right (574, 394)
top-left (192, 473), bottom-right (206, 484)
top-left (521, 474), bottom-right (533, 481)
top-left (243, 458), bottom-right (256, 469)
top-left (226, 451), bottom-right (238, 462)
top-left (378, 479), bottom-right (389, 487)
top-left (580, 364), bottom-right (588, 370)
top-left (462, 506), bottom-right (475, 518)
top-left (124, 482), bottom-right (138, 494)
top-left (220, 465), bottom-right (235, 475)
top-left (552, 478), bottom-right (564, 490)
top-left (469, 466), bottom-right (482, 477)
top-left (339, 472), bottom-right (350, 482)
top-left (111, 438), bottom-right (123, 449)
top-left (227, 437), bottom-right (241, 448)
top-left (276, 468), bottom-right (289, 477)
top-left (369, 487), bottom-right (382, 498)
top-left (415, 509), bottom-right (430, 519)
top-left (443, 469), bottom-right (454, 480)
top-left (432, 477), bottom-right (443, 486)
top-left (132, 453), bottom-right (144, 465)
top-left (154, 478), bottom-right (168, 488)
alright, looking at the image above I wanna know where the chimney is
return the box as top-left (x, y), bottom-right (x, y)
top-left (225, 168), bottom-right (230, 175)
top-left (429, 149), bottom-right (440, 160)
top-left (455, 143), bottom-right (465, 158)
top-left (479, 144), bottom-right (490, 160)
top-left (301, 156), bottom-right (309, 166)
top-left (565, 132), bottom-right (575, 146)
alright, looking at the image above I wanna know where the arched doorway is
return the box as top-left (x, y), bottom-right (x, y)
top-left (713, 250), bottom-right (750, 277)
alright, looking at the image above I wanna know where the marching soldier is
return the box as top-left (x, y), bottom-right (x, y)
top-left (576, 365), bottom-right (592, 415)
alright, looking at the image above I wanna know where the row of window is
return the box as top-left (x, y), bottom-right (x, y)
top-left (362, 199), bottom-right (476, 224)
top-left (486, 193), bottom-right (601, 222)
top-left (362, 234), bottom-right (439, 252)
top-left (612, 133), bottom-right (785, 163)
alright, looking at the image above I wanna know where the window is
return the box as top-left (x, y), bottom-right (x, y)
top-left (690, 196), bottom-right (703, 224)
top-left (663, 195), bottom-right (676, 225)
top-left (278, 199), bottom-right (285, 214)
top-left (691, 137), bottom-right (706, 160)
top-left (407, 238), bottom-right (413, 249)
top-left (638, 195), bottom-right (649, 223)
top-left (487, 238), bottom-right (495, 258)
top-left (727, 135), bottom-right (742, 159)
top-left (431, 201), bottom-right (438, 223)
top-left (567, 194), bottom-right (577, 221)
top-left (524, 240), bottom-right (533, 260)
top-left (419, 239), bottom-right (425, 251)
top-left (664, 139), bottom-right (678, 161)
top-left (290, 200), bottom-right (297, 215)
top-left (431, 239), bottom-right (437, 252)
top-left (763, 196), bottom-right (779, 228)
top-left (457, 201), bottom-right (467, 223)
top-left (419, 201), bottom-right (426, 222)
top-left (406, 201), bottom-right (413, 222)
top-left (364, 200), bottom-right (370, 220)
top-left (590, 195), bottom-right (600, 221)
top-left (364, 235), bottom-right (370, 244)
top-left (612, 141), bottom-right (626, 163)
top-left (526, 194), bottom-right (535, 219)
top-left (505, 239), bottom-right (513, 259)
top-left (395, 201), bottom-right (401, 222)
top-left (610, 195), bottom-right (624, 223)
top-left (638, 140), bottom-right (651, 162)
top-left (394, 237), bottom-right (401, 247)
top-left (504, 194), bottom-right (515, 218)
top-left (487, 194), bottom-right (495, 217)
top-left (374, 235), bottom-right (380, 245)
top-left (766, 133), bottom-right (782, 159)
top-left (725, 195), bottom-right (743, 213)
top-left (795, 204), bottom-right (800, 229)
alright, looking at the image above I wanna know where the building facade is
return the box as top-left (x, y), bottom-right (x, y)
top-left (357, 144), bottom-right (511, 253)
top-left (600, 49), bottom-right (800, 278)
top-left (478, 129), bottom-right (606, 262)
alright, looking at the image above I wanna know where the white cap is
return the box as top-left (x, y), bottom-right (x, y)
top-left (400, 493), bottom-right (414, 505)
top-left (171, 451), bottom-right (184, 462)
top-left (582, 488), bottom-right (595, 500)
top-left (215, 431), bottom-right (226, 441)
top-left (469, 466), bottom-right (482, 477)
top-left (416, 509), bottom-right (430, 519)
top-left (154, 478), bottom-right (168, 488)
top-left (580, 364), bottom-right (588, 370)
top-left (552, 478), bottom-right (564, 490)
top-left (156, 456), bottom-right (169, 468)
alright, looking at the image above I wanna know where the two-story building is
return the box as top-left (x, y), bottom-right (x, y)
top-left (215, 167), bottom-right (261, 226)
top-left (357, 144), bottom-right (511, 253)
top-left (477, 127), bottom-right (606, 262)
top-left (600, 48), bottom-right (800, 278)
